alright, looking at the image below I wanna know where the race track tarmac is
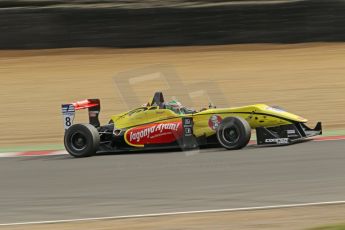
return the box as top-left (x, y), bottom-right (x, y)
top-left (0, 140), bottom-right (344, 224)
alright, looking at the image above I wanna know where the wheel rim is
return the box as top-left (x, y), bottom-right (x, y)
top-left (70, 132), bottom-right (87, 151)
top-left (222, 126), bottom-right (240, 145)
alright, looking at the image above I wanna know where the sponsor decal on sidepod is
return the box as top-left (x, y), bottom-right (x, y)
top-left (125, 121), bottom-right (183, 147)
top-left (208, 115), bottom-right (222, 130)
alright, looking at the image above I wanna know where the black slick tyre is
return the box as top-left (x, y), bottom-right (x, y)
top-left (216, 117), bottom-right (251, 150)
top-left (64, 123), bottom-right (100, 158)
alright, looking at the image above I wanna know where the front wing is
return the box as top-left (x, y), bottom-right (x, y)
top-left (256, 122), bottom-right (322, 145)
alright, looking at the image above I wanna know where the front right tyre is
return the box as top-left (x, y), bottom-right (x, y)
top-left (64, 123), bottom-right (100, 158)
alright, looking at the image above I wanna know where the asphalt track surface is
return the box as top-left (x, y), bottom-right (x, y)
top-left (0, 140), bottom-right (344, 224)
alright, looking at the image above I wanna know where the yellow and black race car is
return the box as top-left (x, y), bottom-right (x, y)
top-left (61, 92), bottom-right (322, 157)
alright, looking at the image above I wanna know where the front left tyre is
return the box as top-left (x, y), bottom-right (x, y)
top-left (64, 123), bottom-right (100, 158)
top-left (216, 116), bottom-right (251, 150)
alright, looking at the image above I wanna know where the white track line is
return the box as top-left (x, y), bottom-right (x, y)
top-left (0, 150), bottom-right (68, 158)
top-left (0, 152), bottom-right (19, 158)
top-left (1, 200), bottom-right (345, 226)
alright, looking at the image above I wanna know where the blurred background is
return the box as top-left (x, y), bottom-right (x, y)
top-left (1, 0), bottom-right (345, 48)
top-left (0, 0), bottom-right (344, 147)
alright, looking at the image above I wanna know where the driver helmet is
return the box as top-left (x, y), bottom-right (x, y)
top-left (165, 100), bottom-right (184, 114)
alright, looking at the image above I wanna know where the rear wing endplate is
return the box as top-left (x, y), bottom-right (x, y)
top-left (61, 99), bottom-right (100, 130)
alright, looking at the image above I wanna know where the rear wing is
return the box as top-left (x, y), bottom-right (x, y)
top-left (61, 99), bottom-right (100, 130)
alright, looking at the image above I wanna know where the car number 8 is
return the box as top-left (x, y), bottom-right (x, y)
top-left (65, 117), bottom-right (72, 127)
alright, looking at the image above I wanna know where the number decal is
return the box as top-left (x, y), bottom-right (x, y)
top-left (65, 117), bottom-right (71, 127)
top-left (62, 104), bottom-right (75, 130)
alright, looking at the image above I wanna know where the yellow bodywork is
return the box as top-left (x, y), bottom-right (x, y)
top-left (111, 103), bottom-right (307, 139)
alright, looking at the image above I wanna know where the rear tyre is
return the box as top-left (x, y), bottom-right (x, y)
top-left (64, 123), bottom-right (100, 158)
top-left (216, 117), bottom-right (251, 150)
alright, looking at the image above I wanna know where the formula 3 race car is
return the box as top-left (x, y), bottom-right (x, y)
top-left (61, 92), bottom-right (322, 157)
